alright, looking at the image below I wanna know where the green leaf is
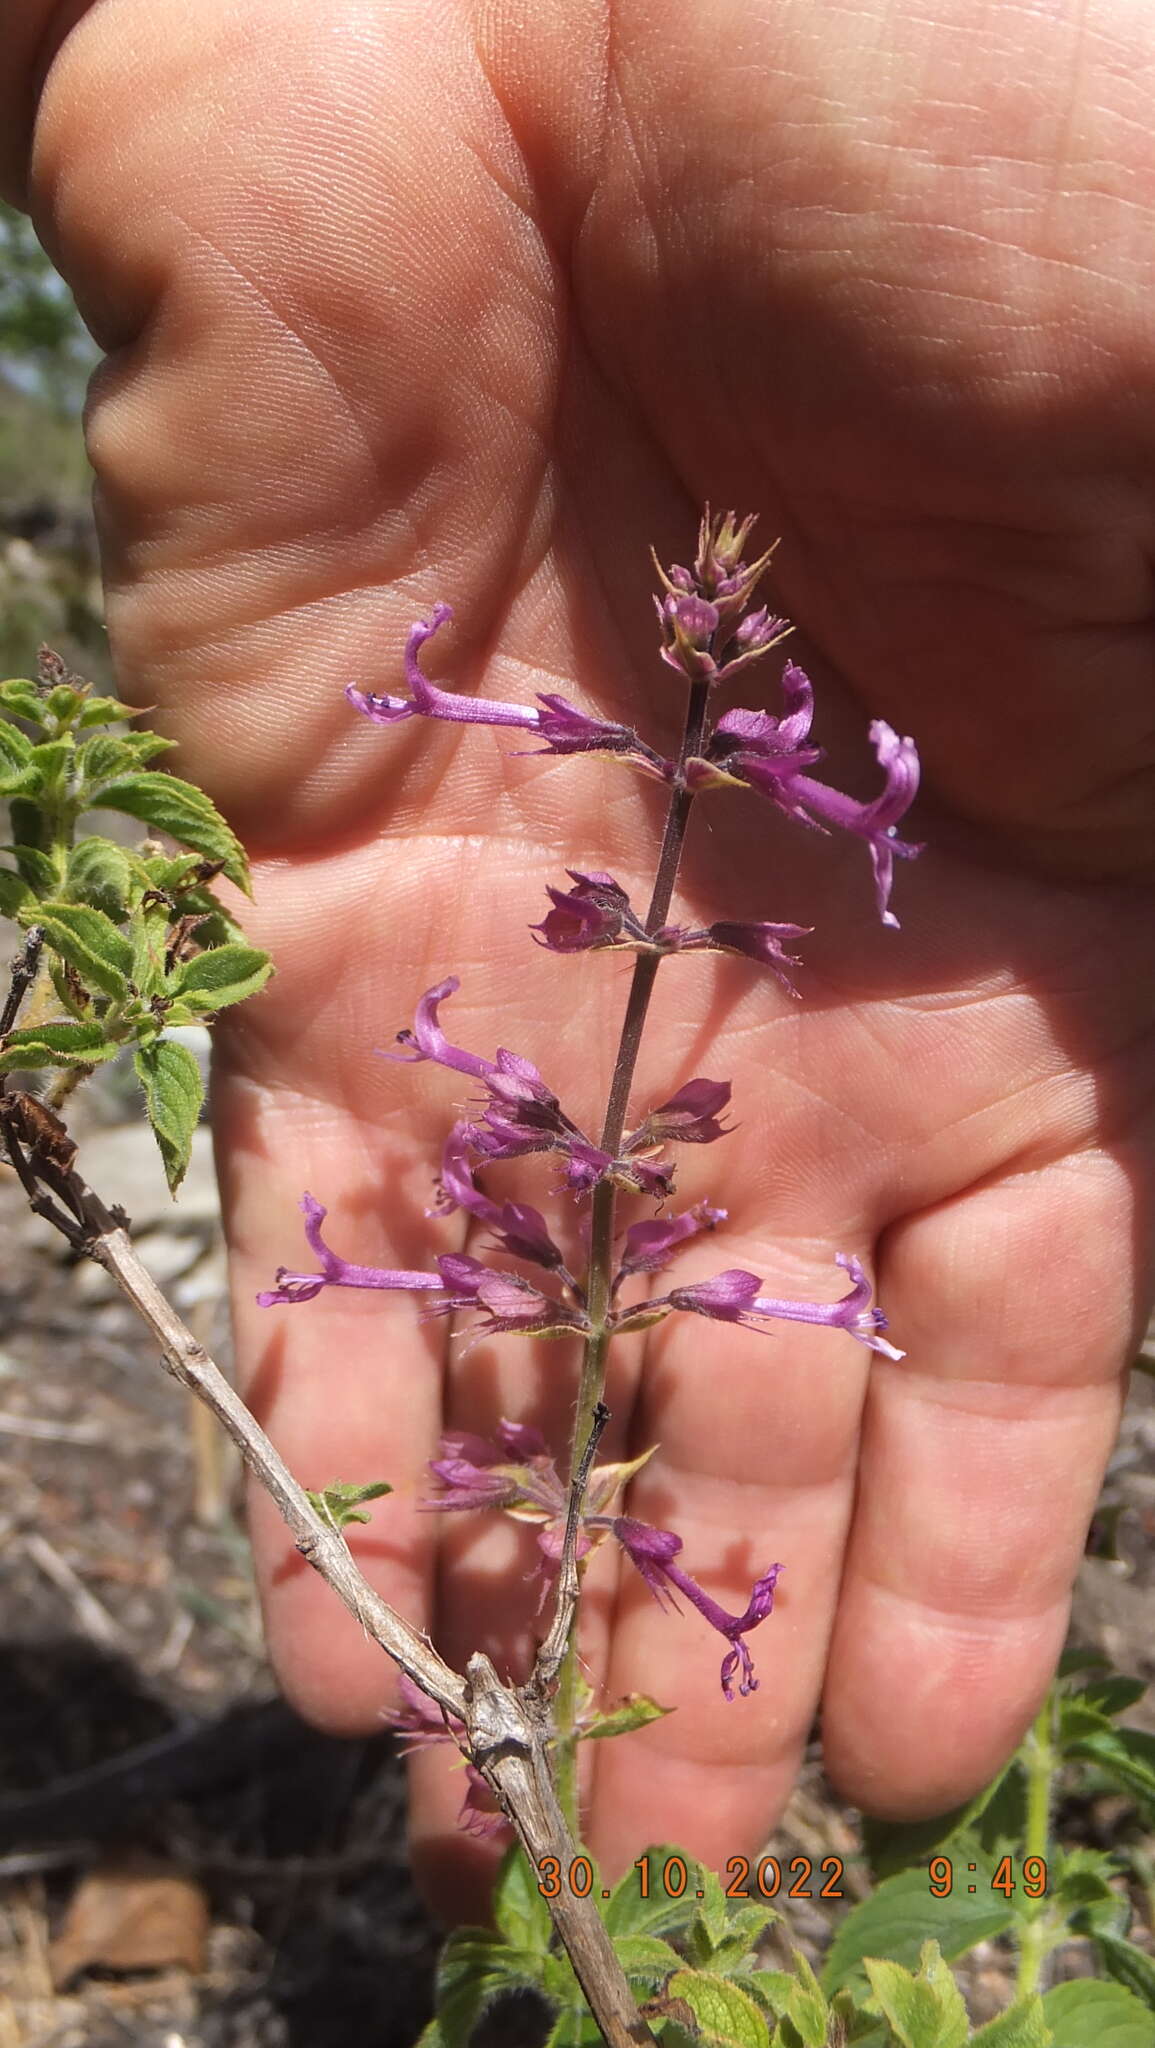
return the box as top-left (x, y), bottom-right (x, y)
top-left (864, 1943), bottom-right (968, 2048)
top-left (0, 719), bottom-right (36, 795)
top-left (434, 1929), bottom-right (546, 2048)
top-left (970, 1997), bottom-right (1052, 2047)
top-left (28, 737), bottom-right (72, 792)
top-left (492, 1843), bottom-right (556, 1955)
top-left (78, 729), bottom-right (177, 789)
top-left (663, 1969), bottom-right (770, 2047)
top-left (863, 1763), bottom-right (1024, 1880)
top-left (304, 1478), bottom-right (393, 1533)
top-left (2, 841), bottom-right (59, 894)
top-left (91, 772), bottom-right (250, 892)
top-left (543, 2013), bottom-right (604, 2048)
top-left (1074, 1676), bottom-right (1149, 1721)
top-left (0, 868), bottom-right (30, 917)
top-left (1043, 1978), bottom-right (1155, 2047)
top-left (747, 1954), bottom-right (826, 2046)
top-left (45, 682), bottom-right (84, 724)
top-left (612, 1934), bottom-right (684, 1988)
top-left (75, 694), bottom-right (146, 730)
top-left (0, 678), bottom-right (48, 724)
top-left (173, 941), bottom-right (272, 1013)
top-left (134, 1038), bottom-right (205, 1192)
top-left (603, 1847), bottom-right (710, 1941)
top-left (1058, 1702), bottom-right (1118, 1746)
top-left (35, 901), bottom-right (134, 999)
top-left (0, 1020), bottom-right (123, 1068)
top-left (1097, 1935), bottom-right (1155, 2014)
top-left (65, 838), bottom-right (137, 920)
top-left (1069, 1729), bottom-right (1155, 1822)
top-left (828, 1987), bottom-right (895, 2047)
top-left (822, 1849), bottom-right (1015, 1997)
top-left (584, 1694), bottom-right (675, 1741)
top-left (698, 1905), bottom-right (777, 1974)
top-left (1051, 1846), bottom-right (1122, 1917)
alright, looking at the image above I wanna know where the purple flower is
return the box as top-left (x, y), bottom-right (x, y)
top-left (387, 980), bottom-right (576, 1160)
top-left (674, 918), bottom-right (810, 994)
top-left (559, 1140), bottom-right (618, 1195)
top-left (613, 1516), bottom-right (783, 1700)
top-left (653, 511), bottom-right (791, 685)
top-left (692, 667), bottom-right (824, 799)
top-left (423, 1422), bottom-right (654, 1581)
top-left (385, 1676), bottom-right (509, 1840)
top-left (385, 975), bottom-right (497, 1081)
top-left (431, 1127), bottom-right (567, 1273)
top-left (425, 1419), bottom-right (554, 1511)
top-left (627, 1078), bottom-right (734, 1149)
top-left (530, 871), bottom-right (635, 953)
top-left (698, 676), bottom-right (921, 926)
top-left (664, 1253), bottom-right (905, 1359)
top-left (348, 605), bottom-right (658, 767)
top-left (783, 722), bottom-right (922, 929)
top-left (615, 1202), bottom-right (728, 1284)
top-left (256, 1193), bottom-right (445, 1308)
top-left (432, 1255), bottom-right (588, 1340)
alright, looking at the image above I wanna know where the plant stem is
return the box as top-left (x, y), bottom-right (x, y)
top-left (548, 677), bottom-right (712, 1782)
top-left (1017, 1688), bottom-right (1057, 1998)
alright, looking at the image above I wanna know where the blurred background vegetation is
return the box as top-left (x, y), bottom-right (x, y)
top-left (0, 199), bottom-right (106, 682)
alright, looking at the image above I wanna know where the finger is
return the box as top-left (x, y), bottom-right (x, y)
top-left (821, 1144), bottom-right (1144, 1815)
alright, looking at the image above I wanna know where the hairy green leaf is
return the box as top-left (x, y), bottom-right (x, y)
top-left (75, 695), bottom-right (147, 730)
top-left (864, 1943), bottom-right (968, 2048)
top-left (969, 1995), bottom-right (1052, 2047)
top-left (78, 729), bottom-right (178, 794)
top-left (612, 1934), bottom-right (683, 1988)
top-left (90, 772), bottom-right (250, 892)
top-left (3, 841), bottom-right (59, 894)
top-left (1074, 1676), bottom-right (1149, 1721)
top-left (663, 1968), bottom-right (770, 2047)
top-left (1070, 1728), bottom-right (1155, 1823)
top-left (0, 677), bottom-right (47, 723)
top-left (491, 1845), bottom-right (556, 1957)
top-left (603, 1847), bottom-right (712, 1942)
top-left (0, 869), bottom-right (30, 917)
top-left (583, 1695), bottom-right (674, 1742)
top-left (174, 942), bottom-right (272, 1013)
top-left (35, 901), bottom-right (134, 999)
top-left (1043, 1977), bottom-right (1155, 2047)
top-left (134, 1037), bottom-right (205, 1192)
top-left (65, 838), bottom-right (137, 920)
top-left (304, 1478), bottom-right (393, 1533)
top-left (434, 1929), bottom-right (546, 2048)
top-left (28, 737), bottom-right (72, 792)
top-left (1097, 1934), bottom-right (1155, 2014)
top-left (863, 1763), bottom-right (1026, 1880)
top-left (0, 1020), bottom-right (123, 1068)
top-left (822, 1848), bottom-right (1015, 1996)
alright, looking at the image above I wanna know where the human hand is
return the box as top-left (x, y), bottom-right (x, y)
top-left (12, 0), bottom-right (1155, 1913)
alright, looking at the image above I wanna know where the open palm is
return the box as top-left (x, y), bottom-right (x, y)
top-left (20, 0), bottom-right (1155, 1906)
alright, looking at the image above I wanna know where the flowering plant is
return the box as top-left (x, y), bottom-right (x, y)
top-left (3, 529), bottom-right (1153, 2046)
top-left (248, 511), bottom-right (919, 2033)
